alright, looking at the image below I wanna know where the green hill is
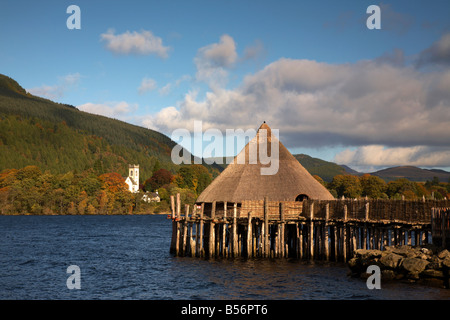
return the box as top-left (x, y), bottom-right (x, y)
top-left (293, 154), bottom-right (348, 182)
top-left (0, 74), bottom-right (220, 181)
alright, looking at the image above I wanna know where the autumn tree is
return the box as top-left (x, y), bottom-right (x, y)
top-left (144, 168), bottom-right (173, 192)
top-left (329, 175), bottom-right (362, 199)
top-left (359, 174), bottom-right (387, 199)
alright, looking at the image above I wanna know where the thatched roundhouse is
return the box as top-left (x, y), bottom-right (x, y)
top-left (196, 123), bottom-right (334, 216)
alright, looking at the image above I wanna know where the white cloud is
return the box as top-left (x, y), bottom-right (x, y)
top-left (194, 34), bottom-right (238, 90)
top-left (334, 145), bottom-right (450, 171)
top-left (141, 34), bottom-right (450, 168)
top-left (27, 73), bottom-right (81, 100)
top-left (143, 57), bottom-right (450, 166)
top-left (100, 29), bottom-right (170, 58)
top-left (78, 101), bottom-right (138, 119)
top-left (138, 77), bottom-right (157, 94)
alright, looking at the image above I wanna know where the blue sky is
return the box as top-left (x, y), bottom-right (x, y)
top-left (1, 0), bottom-right (450, 172)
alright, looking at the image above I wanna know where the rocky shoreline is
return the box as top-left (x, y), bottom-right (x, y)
top-left (347, 245), bottom-right (450, 288)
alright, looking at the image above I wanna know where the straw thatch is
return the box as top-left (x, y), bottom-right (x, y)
top-left (196, 122), bottom-right (335, 203)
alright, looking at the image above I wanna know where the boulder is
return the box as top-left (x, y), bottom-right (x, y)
top-left (392, 245), bottom-right (413, 257)
top-left (381, 269), bottom-right (396, 280)
top-left (401, 257), bottom-right (429, 274)
top-left (421, 269), bottom-right (444, 279)
top-left (438, 249), bottom-right (450, 260)
top-left (379, 253), bottom-right (403, 269)
top-left (443, 257), bottom-right (450, 268)
top-left (354, 249), bottom-right (382, 260)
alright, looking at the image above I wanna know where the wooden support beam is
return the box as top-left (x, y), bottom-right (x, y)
top-left (175, 194), bottom-right (181, 256)
top-left (198, 203), bottom-right (204, 257)
top-left (324, 203), bottom-right (329, 261)
top-left (247, 211), bottom-right (252, 258)
top-left (309, 202), bottom-right (314, 260)
top-left (232, 203), bottom-right (238, 257)
top-left (280, 203), bottom-right (285, 258)
top-left (209, 201), bottom-right (216, 258)
top-left (264, 196), bottom-right (269, 258)
top-left (343, 204), bottom-right (348, 261)
top-left (223, 202), bottom-right (227, 257)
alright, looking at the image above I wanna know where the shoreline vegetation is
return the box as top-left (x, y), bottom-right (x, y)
top-left (1, 163), bottom-right (449, 216)
top-left (0, 165), bottom-right (212, 216)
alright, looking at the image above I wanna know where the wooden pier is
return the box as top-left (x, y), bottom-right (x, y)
top-left (432, 207), bottom-right (450, 249)
top-left (169, 195), bottom-right (450, 261)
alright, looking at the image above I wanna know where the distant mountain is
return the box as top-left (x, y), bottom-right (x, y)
top-left (371, 166), bottom-right (450, 182)
top-left (339, 164), bottom-right (362, 175)
top-left (0, 74), bottom-right (221, 181)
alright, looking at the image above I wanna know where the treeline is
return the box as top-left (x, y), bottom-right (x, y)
top-left (0, 164), bottom-right (212, 215)
top-left (317, 174), bottom-right (450, 200)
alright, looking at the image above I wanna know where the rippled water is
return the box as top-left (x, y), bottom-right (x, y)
top-left (1, 215), bottom-right (449, 300)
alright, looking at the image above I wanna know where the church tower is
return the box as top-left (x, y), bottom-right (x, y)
top-left (126, 164), bottom-right (140, 193)
top-left (129, 164), bottom-right (139, 183)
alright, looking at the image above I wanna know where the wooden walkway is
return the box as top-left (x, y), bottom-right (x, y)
top-left (169, 195), bottom-right (450, 261)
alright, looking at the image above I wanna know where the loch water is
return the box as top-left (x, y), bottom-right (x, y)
top-left (1, 215), bottom-right (449, 300)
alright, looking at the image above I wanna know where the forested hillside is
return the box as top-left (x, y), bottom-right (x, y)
top-left (0, 74), bottom-right (218, 214)
top-left (0, 74), bottom-right (221, 179)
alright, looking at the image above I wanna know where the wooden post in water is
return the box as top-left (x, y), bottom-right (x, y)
top-left (264, 196), bottom-right (269, 258)
top-left (309, 202), bottom-right (314, 260)
top-left (247, 211), bottom-right (252, 258)
top-left (222, 202), bottom-right (227, 257)
top-left (209, 201), bottom-right (216, 258)
top-left (182, 204), bottom-right (189, 256)
top-left (198, 203), bottom-right (204, 257)
top-left (324, 203), bottom-right (330, 261)
top-left (343, 204), bottom-right (348, 261)
top-left (175, 193), bottom-right (181, 256)
top-left (280, 203), bottom-right (285, 258)
top-left (232, 203), bottom-right (238, 257)
top-left (170, 195), bottom-right (176, 254)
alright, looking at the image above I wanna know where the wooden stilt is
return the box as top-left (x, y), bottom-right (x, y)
top-left (175, 193), bottom-right (181, 256)
top-left (170, 195), bottom-right (176, 254)
top-left (209, 201), bottom-right (216, 258)
top-left (280, 203), bottom-right (285, 258)
top-left (264, 196), bottom-right (269, 258)
top-left (198, 203), bottom-right (204, 257)
top-left (232, 203), bottom-right (238, 257)
top-left (343, 204), bottom-right (347, 261)
top-left (247, 211), bottom-right (252, 258)
top-left (309, 202), bottom-right (314, 260)
top-left (324, 203), bottom-right (330, 261)
top-left (182, 204), bottom-right (189, 256)
top-left (222, 202), bottom-right (227, 257)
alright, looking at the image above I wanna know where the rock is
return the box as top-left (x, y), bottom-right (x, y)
top-left (426, 256), bottom-right (442, 269)
top-left (392, 245), bottom-right (413, 257)
top-left (443, 257), bottom-right (450, 268)
top-left (421, 269), bottom-right (444, 279)
top-left (380, 253), bottom-right (403, 269)
top-left (407, 272), bottom-right (420, 280)
top-left (438, 249), bottom-right (450, 260)
top-left (381, 269), bottom-right (396, 280)
top-left (401, 257), bottom-right (429, 274)
top-left (420, 247), bottom-right (431, 255)
top-left (354, 249), bottom-right (382, 260)
top-left (418, 253), bottom-right (429, 260)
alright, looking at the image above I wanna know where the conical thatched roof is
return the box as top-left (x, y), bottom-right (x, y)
top-left (196, 123), bottom-right (335, 203)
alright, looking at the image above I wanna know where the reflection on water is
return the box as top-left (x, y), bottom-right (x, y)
top-left (0, 215), bottom-right (449, 300)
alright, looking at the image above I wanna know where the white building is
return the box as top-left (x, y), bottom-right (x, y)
top-left (125, 164), bottom-right (140, 193)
